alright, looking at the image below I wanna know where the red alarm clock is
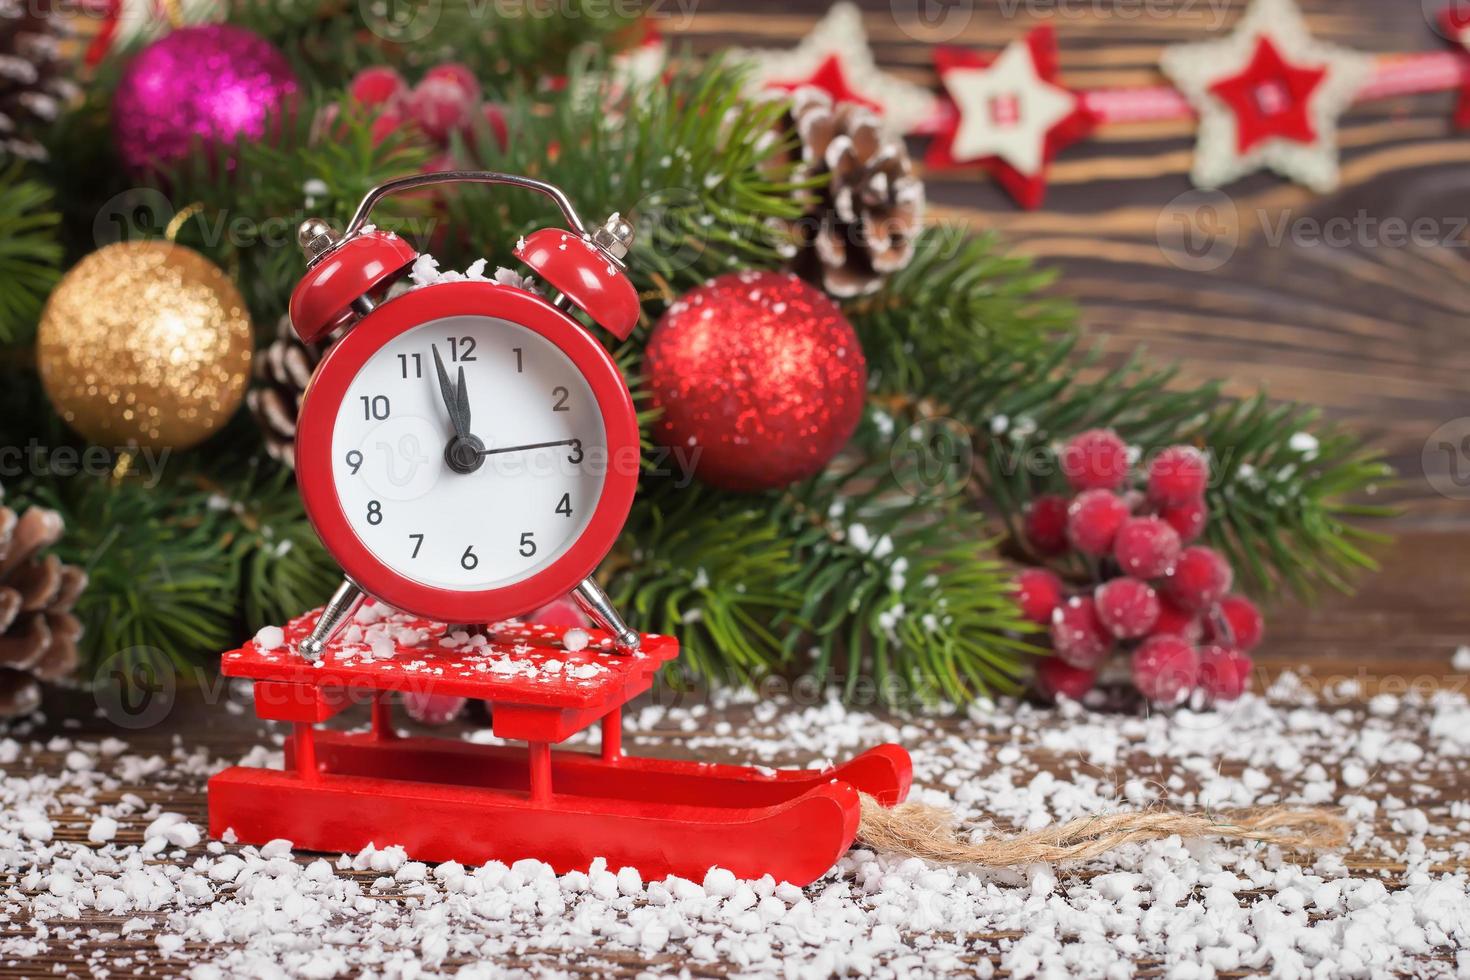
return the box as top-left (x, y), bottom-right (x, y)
top-left (286, 172), bottom-right (643, 660)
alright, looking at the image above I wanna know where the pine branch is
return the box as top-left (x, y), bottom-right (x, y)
top-left (610, 484), bottom-right (800, 686)
top-left (26, 474), bottom-right (238, 675)
top-left (0, 162), bottom-right (62, 344)
top-left (215, 461), bottom-right (341, 632)
top-left (449, 56), bottom-right (805, 302)
top-left (228, 0), bottom-right (639, 91)
top-left (613, 411), bottom-right (1039, 705)
top-left (771, 416), bottom-right (1037, 704)
top-left (963, 341), bottom-right (1392, 599)
top-left (846, 231), bottom-right (1393, 601)
top-left (844, 228), bottom-right (1073, 388)
top-left (164, 97), bottom-right (434, 324)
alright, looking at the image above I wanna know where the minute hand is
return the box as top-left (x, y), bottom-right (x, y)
top-left (477, 439), bottom-right (578, 457)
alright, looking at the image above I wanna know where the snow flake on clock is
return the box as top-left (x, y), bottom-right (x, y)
top-left (732, 1), bottom-right (937, 136)
top-left (1160, 0), bottom-right (1371, 192)
top-left (925, 27), bottom-right (1097, 210)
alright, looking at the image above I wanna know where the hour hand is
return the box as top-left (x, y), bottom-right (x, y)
top-left (431, 345), bottom-right (468, 439)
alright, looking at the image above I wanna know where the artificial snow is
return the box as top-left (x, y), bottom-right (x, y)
top-left (1, 673), bottom-right (1467, 976)
top-left (252, 625), bottom-right (286, 652)
top-left (1453, 645), bottom-right (1470, 672)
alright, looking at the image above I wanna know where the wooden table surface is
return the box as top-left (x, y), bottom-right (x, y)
top-left (4, 2), bottom-right (1466, 976)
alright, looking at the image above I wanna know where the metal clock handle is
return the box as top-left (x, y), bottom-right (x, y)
top-left (299, 171), bottom-right (632, 267)
top-left (346, 171), bottom-right (591, 239)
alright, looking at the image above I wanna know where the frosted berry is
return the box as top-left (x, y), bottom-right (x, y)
top-left (1013, 568), bottom-right (1065, 625)
top-left (1206, 595), bottom-right (1263, 652)
top-left (1095, 577), bottom-right (1161, 639)
top-left (1163, 546), bottom-right (1234, 612)
top-left (1150, 597), bottom-right (1204, 644)
top-left (403, 691), bottom-right (467, 725)
top-left (1198, 645), bottom-right (1253, 701)
top-left (1024, 494), bottom-right (1070, 555)
top-left (409, 71), bottom-right (479, 142)
top-left (1050, 596), bottom-right (1112, 669)
top-left (1066, 489), bottom-right (1130, 556)
top-left (1035, 657), bottom-right (1097, 703)
top-left (1112, 516), bottom-right (1181, 579)
top-left (1131, 635), bottom-right (1200, 705)
top-left (349, 66), bottom-right (407, 108)
top-left (1159, 497), bottom-right (1208, 542)
top-left (422, 62), bottom-right (480, 102)
top-left (1147, 446), bottom-right (1208, 507)
top-left (1060, 428), bottom-right (1130, 492)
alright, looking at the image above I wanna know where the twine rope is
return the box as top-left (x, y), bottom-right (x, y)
top-left (856, 795), bottom-right (1349, 867)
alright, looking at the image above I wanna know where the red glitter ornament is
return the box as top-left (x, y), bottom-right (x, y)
top-left (644, 272), bottom-right (867, 492)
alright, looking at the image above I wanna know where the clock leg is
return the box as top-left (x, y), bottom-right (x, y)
top-left (571, 577), bottom-right (640, 655)
top-left (297, 578), bottom-right (364, 662)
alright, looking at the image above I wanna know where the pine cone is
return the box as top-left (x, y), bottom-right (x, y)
top-left (780, 87), bottom-right (926, 299)
top-left (247, 315), bottom-right (329, 469)
top-left (0, 0), bottom-right (78, 162)
top-left (0, 503), bottom-right (87, 718)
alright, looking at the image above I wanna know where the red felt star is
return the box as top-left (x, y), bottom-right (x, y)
top-left (769, 53), bottom-right (884, 115)
top-left (1208, 35), bottom-right (1327, 155)
top-left (924, 27), bottom-right (1097, 210)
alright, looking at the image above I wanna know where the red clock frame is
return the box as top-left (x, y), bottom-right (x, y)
top-left (296, 280), bottom-right (639, 624)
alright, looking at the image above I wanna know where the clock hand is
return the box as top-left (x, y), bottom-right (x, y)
top-left (455, 365), bottom-right (471, 435)
top-left (476, 438), bottom-right (579, 457)
top-left (430, 344), bottom-right (468, 440)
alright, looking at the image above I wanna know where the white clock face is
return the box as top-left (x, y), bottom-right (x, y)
top-left (330, 314), bottom-right (606, 591)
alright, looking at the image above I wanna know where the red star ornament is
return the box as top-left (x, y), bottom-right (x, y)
top-left (924, 27), bottom-right (1097, 210)
top-left (1160, 0), bottom-right (1370, 192)
top-left (732, 2), bottom-right (937, 136)
top-left (1208, 36), bottom-right (1326, 155)
top-left (768, 53), bottom-right (884, 116)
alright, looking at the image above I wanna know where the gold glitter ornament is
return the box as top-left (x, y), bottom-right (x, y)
top-left (37, 242), bottom-right (253, 451)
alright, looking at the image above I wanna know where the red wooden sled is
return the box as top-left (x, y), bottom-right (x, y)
top-left (208, 610), bottom-right (912, 886)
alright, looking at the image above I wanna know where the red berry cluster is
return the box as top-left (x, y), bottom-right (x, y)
top-left (1014, 430), bottom-right (1262, 707)
top-left (343, 64), bottom-right (509, 162)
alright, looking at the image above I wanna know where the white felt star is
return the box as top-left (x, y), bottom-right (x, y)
top-left (731, 2), bottom-right (938, 136)
top-left (1160, 0), bottom-right (1370, 192)
top-left (943, 39), bottom-right (1078, 177)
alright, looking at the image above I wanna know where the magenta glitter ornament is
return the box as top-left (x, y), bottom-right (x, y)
top-left (645, 271), bottom-right (868, 493)
top-left (113, 25), bottom-right (298, 174)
